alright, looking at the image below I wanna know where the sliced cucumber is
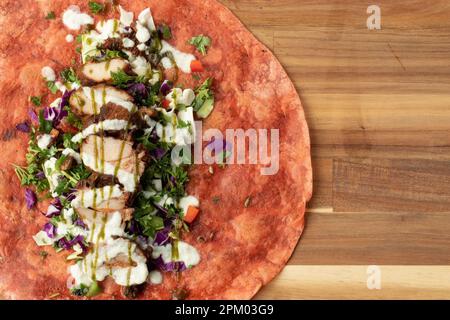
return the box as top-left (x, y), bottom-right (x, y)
top-left (196, 98), bottom-right (214, 118)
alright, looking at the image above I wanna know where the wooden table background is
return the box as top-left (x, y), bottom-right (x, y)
top-left (219, 0), bottom-right (450, 299)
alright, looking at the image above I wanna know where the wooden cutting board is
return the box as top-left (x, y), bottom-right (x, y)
top-left (220, 0), bottom-right (450, 299)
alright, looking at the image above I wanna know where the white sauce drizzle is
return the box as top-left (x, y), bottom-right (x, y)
top-left (119, 5), bottom-right (134, 27)
top-left (62, 5), bottom-right (94, 30)
top-left (148, 270), bottom-right (162, 285)
top-left (138, 8), bottom-right (156, 31)
top-left (41, 66), bottom-right (56, 81)
top-left (178, 195), bottom-right (199, 217)
top-left (37, 134), bottom-right (52, 149)
top-left (72, 119), bottom-right (136, 143)
top-left (160, 40), bottom-right (195, 73)
top-left (152, 241), bottom-right (201, 268)
top-left (65, 34), bottom-right (74, 43)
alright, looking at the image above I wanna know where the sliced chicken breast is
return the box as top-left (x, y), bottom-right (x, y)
top-left (69, 85), bottom-right (135, 116)
top-left (80, 58), bottom-right (130, 83)
top-left (80, 135), bottom-right (146, 192)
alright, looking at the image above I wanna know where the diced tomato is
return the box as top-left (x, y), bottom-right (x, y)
top-left (183, 206), bottom-right (200, 223)
top-left (190, 60), bottom-right (204, 72)
top-left (162, 99), bottom-right (171, 109)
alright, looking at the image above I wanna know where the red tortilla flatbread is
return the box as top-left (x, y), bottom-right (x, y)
top-left (0, 0), bottom-right (312, 299)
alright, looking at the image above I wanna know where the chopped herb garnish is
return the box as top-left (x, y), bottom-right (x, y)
top-left (188, 35), bottom-right (211, 55)
top-left (192, 78), bottom-right (215, 118)
top-left (64, 106), bottom-right (83, 129)
top-left (160, 24), bottom-right (172, 40)
top-left (45, 11), bottom-right (56, 20)
top-left (110, 70), bottom-right (136, 88)
top-left (30, 96), bottom-right (42, 106)
top-left (46, 81), bottom-right (58, 94)
top-left (88, 1), bottom-right (105, 14)
top-left (38, 109), bottom-right (53, 134)
top-left (212, 196), bottom-right (220, 204)
top-left (60, 67), bottom-right (80, 84)
top-left (39, 250), bottom-right (48, 259)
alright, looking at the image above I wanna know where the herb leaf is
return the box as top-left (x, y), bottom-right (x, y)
top-left (188, 35), bottom-right (211, 55)
top-left (47, 81), bottom-right (58, 94)
top-left (110, 70), bottom-right (136, 88)
top-left (38, 110), bottom-right (53, 134)
top-left (45, 11), bottom-right (56, 20)
top-left (60, 68), bottom-right (80, 84)
top-left (88, 1), bottom-right (105, 14)
top-left (160, 24), bottom-right (172, 40)
top-left (30, 96), bottom-right (42, 107)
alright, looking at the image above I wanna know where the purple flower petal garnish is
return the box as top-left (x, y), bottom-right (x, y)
top-left (25, 188), bottom-right (37, 209)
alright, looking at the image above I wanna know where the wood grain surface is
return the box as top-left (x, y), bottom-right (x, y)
top-left (219, 0), bottom-right (450, 299)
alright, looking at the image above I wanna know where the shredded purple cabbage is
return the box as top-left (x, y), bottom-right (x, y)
top-left (160, 80), bottom-right (172, 96)
top-left (153, 225), bottom-right (171, 246)
top-left (74, 219), bottom-right (87, 229)
top-left (128, 219), bottom-right (142, 235)
top-left (58, 235), bottom-right (87, 252)
top-left (60, 90), bottom-right (74, 109)
top-left (16, 122), bottom-right (30, 133)
top-left (127, 83), bottom-right (148, 101)
top-left (28, 109), bottom-right (39, 123)
top-left (25, 188), bottom-right (37, 209)
top-left (35, 171), bottom-right (46, 180)
top-left (43, 105), bottom-right (68, 126)
top-left (45, 198), bottom-right (62, 217)
top-left (154, 203), bottom-right (168, 215)
top-left (65, 190), bottom-right (76, 202)
top-left (153, 256), bottom-right (187, 272)
top-left (43, 222), bottom-right (57, 238)
top-left (152, 147), bottom-right (166, 160)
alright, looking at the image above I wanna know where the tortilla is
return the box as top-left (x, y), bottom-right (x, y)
top-left (0, 0), bottom-right (312, 299)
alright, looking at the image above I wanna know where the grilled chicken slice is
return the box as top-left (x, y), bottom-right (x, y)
top-left (76, 207), bottom-right (134, 222)
top-left (80, 58), bottom-right (130, 83)
top-left (71, 184), bottom-right (130, 211)
top-left (80, 135), bottom-right (146, 192)
top-left (69, 85), bottom-right (135, 116)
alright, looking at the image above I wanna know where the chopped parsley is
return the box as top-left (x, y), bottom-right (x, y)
top-left (38, 109), bottom-right (53, 134)
top-left (46, 81), bottom-right (58, 94)
top-left (192, 78), bottom-right (215, 118)
top-left (30, 96), bottom-right (42, 107)
top-left (159, 24), bottom-right (172, 40)
top-left (188, 35), bottom-right (211, 55)
top-left (64, 106), bottom-right (83, 129)
top-left (110, 70), bottom-right (136, 88)
top-left (88, 1), bottom-right (105, 14)
top-left (60, 67), bottom-right (80, 84)
top-left (45, 11), bottom-right (56, 20)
